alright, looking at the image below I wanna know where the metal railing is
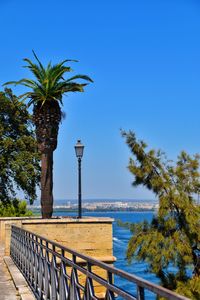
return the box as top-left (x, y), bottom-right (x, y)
top-left (10, 225), bottom-right (189, 300)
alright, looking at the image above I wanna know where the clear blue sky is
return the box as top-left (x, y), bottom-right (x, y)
top-left (1, 0), bottom-right (200, 200)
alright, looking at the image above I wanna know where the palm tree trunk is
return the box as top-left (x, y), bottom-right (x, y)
top-left (41, 151), bottom-right (53, 218)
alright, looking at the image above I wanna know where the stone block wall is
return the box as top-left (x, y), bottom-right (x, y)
top-left (21, 218), bottom-right (114, 261)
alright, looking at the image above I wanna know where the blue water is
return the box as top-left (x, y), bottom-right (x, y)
top-left (54, 211), bottom-right (159, 299)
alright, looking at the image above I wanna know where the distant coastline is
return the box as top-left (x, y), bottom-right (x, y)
top-left (29, 198), bottom-right (158, 213)
top-left (30, 207), bottom-right (157, 213)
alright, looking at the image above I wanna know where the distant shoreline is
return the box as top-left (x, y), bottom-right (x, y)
top-left (30, 207), bottom-right (156, 213)
top-left (29, 199), bottom-right (158, 213)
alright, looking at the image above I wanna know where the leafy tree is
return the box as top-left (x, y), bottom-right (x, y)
top-left (4, 52), bottom-right (93, 218)
top-left (0, 89), bottom-right (40, 206)
top-left (0, 199), bottom-right (33, 217)
top-left (122, 130), bottom-right (200, 299)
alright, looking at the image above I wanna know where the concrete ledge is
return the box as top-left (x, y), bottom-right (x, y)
top-left (21, 216), bottom-right (114, 224)
top-left (4, 256), bottom-right (35, 300)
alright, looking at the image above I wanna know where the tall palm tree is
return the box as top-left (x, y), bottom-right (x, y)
top-left (4, 52), bottom-right (93, 218)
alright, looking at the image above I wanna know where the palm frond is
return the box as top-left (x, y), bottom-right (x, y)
top-left (47, 61), bottom-right (52, 71)
top-left (62, 83), bottom-right (87, 93)
top-left (50, 66), bottom-right (73, 86)
top-left (32, 50), bottom-right (45, 73)
top-left (18, 92), bottom-right (33, 100)
top-left (3, 80), bottom-right (18, 86)
top-left (57, 59), bottom-right (78, 66)
top-left (23, 60), bottom-right (45, 82)
top-left (66, 74), bottom-right (93, 83)
top-left (16, 78), bottom-right (36, 86)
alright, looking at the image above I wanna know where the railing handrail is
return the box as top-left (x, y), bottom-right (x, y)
top-left (10, 225), bottom-right (190, 300)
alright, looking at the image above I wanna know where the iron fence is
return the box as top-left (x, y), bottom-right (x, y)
top-left (10, 225), bottom-right (189, 300)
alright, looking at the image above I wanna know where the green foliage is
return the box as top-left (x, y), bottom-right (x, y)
top-left (117, 219), bottom-right (135, 231)
top-left (0, 199), bottom-right (33, 217)
top-left (122, 130), bottom-right (200, 299)
top-left (0, 89), bottom-right (40, 204)
top-left (4, 51), bottom-right (93, 107)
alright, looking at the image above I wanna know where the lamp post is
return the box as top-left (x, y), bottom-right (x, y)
top-left (74, 140), bottom-right (84, 218)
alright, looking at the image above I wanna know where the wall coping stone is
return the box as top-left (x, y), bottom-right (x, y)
top-left (0, 216), bottom-right (114, 223)
top-left (21, 217), bottom-right (114, 224)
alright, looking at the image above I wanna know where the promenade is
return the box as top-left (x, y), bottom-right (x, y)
top-left (0, 244), bottom-right (18, 300)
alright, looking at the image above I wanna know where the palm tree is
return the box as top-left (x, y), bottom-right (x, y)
top-left (4, 52), bottom-right (93, 218)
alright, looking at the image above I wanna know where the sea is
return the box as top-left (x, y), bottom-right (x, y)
top-left (53, 210), bottom-right (159, 299)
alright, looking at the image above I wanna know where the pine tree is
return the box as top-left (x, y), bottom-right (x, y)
top-left (122, 130), bottom-right (200, 299)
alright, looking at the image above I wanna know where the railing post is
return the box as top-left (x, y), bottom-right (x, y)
top-left (50, 244), bottom-right (59, 300)
top-left (105, 271), bottom-right (115, 300)
top-left (69, 254), bottom-right (81, 300)
top-left (44, 241), bottom-right (50, 300)
top-left (137, 286), bottom-right (145, 300)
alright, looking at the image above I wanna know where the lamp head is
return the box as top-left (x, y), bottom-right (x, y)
top-left (75, 140), bottom-right (84, 158)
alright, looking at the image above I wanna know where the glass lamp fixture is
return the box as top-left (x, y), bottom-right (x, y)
top-left (74, 140), bottom-right (84, 159)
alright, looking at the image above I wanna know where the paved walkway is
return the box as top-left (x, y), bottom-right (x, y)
top-left (0, 244), bottom-right (19, 300)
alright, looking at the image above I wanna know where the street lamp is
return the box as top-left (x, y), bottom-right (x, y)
top-left (74, 140), bottom-right (84, 218)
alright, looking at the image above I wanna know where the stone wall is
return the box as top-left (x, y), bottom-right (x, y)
top-left (22, 218), bottom-right (114, 261)
top-left (0, 217), bottom-right (42, 253)
top-left (1, 217), bottom-right (114, 261)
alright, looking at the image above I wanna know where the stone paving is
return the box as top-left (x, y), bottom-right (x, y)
top-left (0, 244), bottom-right (19, 300)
